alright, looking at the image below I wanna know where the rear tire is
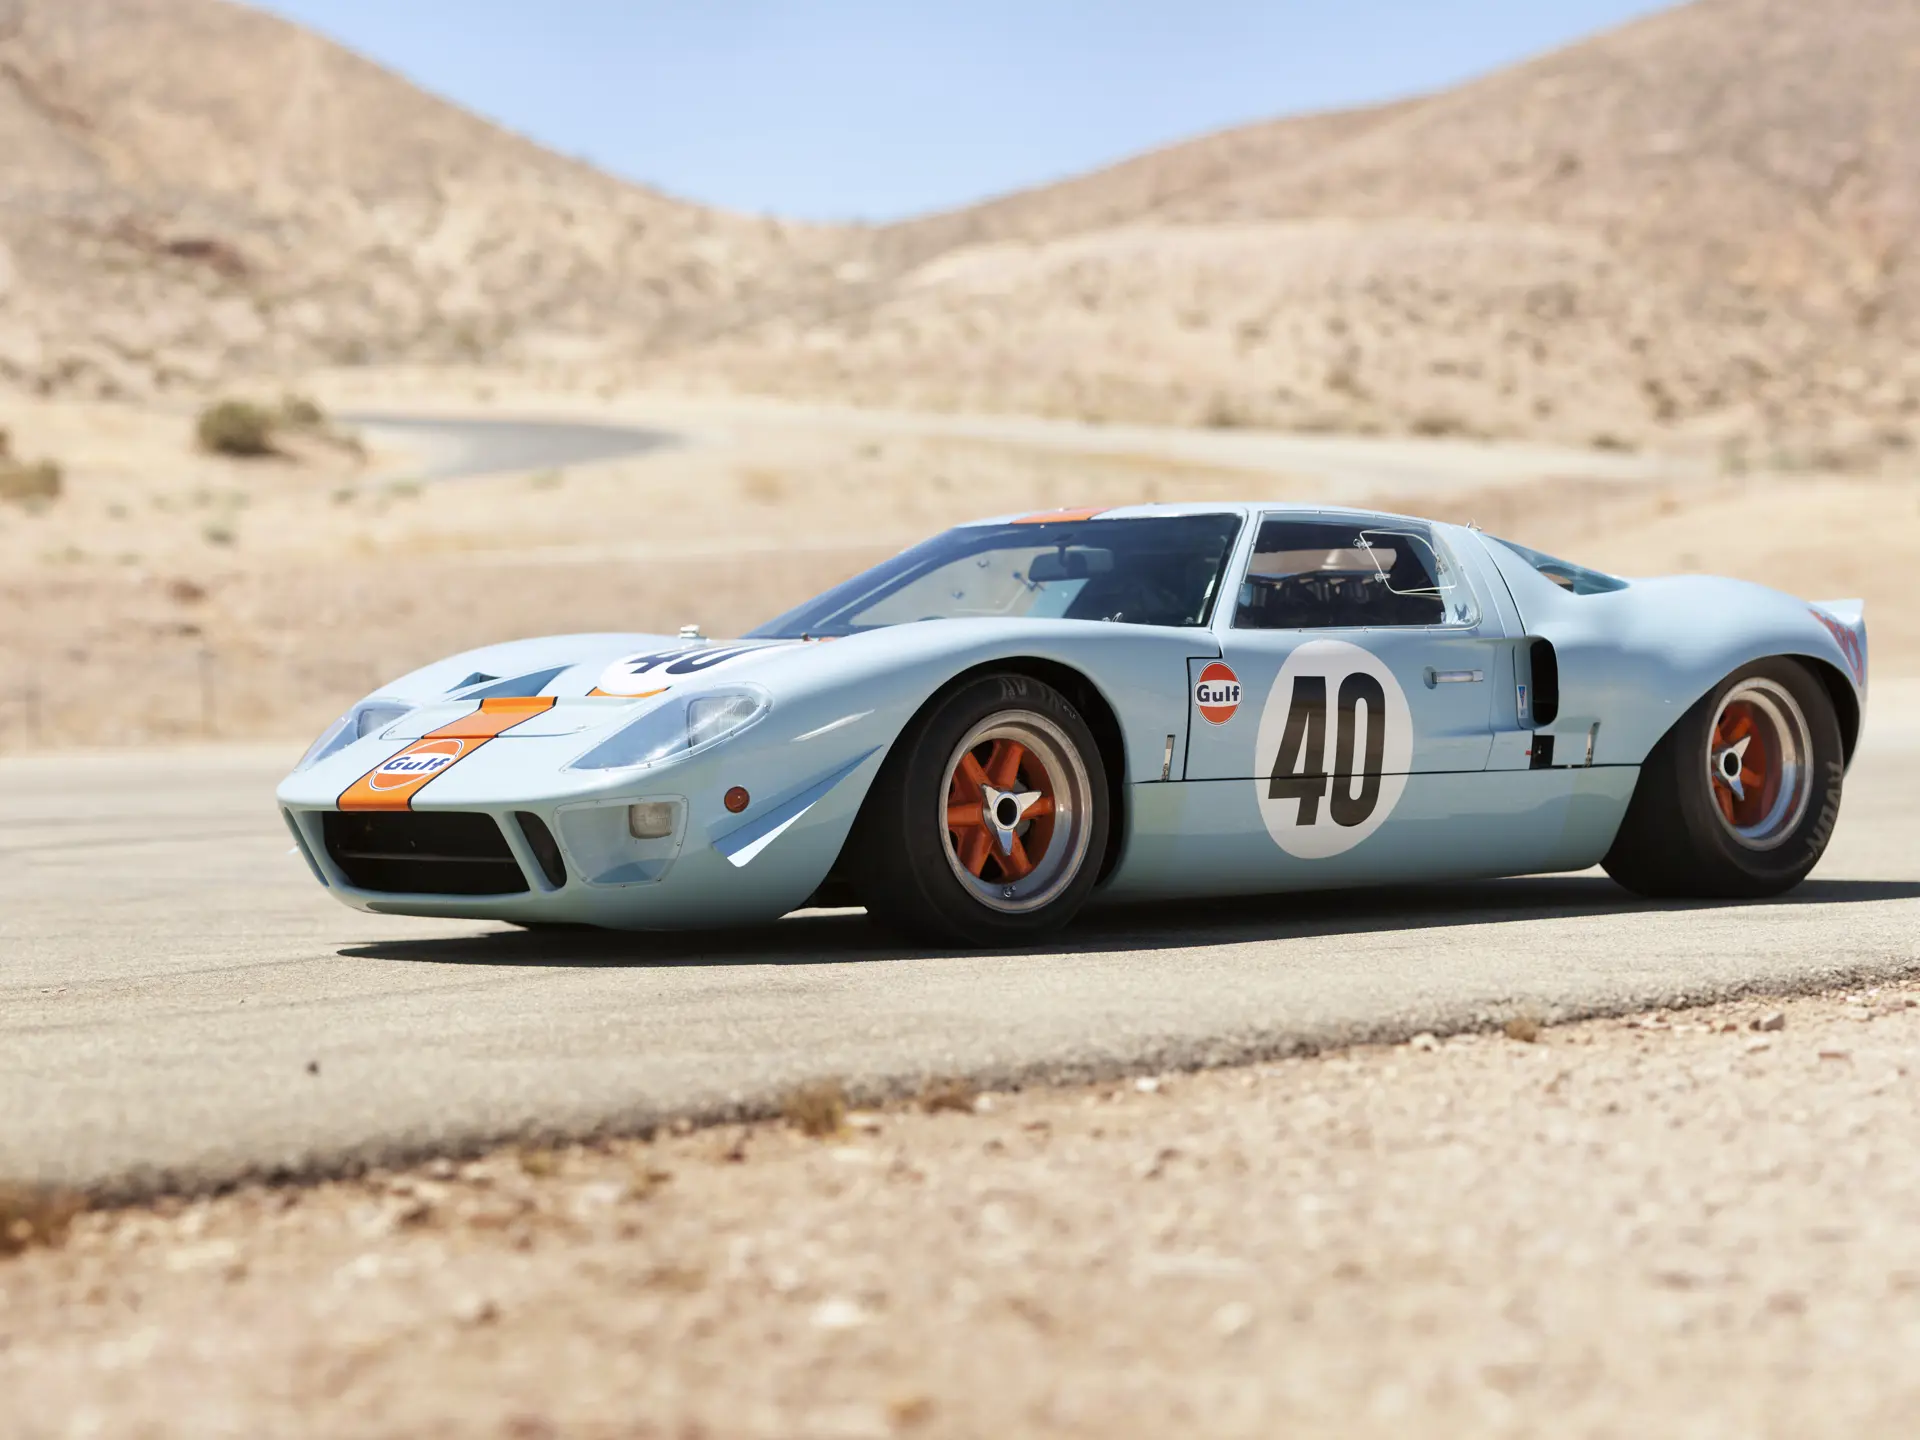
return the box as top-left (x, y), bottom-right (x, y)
top-left (1603, 657), bottom-right (1844, 899)
top-left (848, 673), bottom-right (1109, 947)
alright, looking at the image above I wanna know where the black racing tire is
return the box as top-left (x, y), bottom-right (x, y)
top-left (848, 673), bottom-right (1110, 948)
top-left (1603, 657), bottom-right (1844, 899)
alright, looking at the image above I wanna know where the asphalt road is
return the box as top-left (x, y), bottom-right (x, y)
top-left (5, 686), bottom-right (1917, 1198)
top-left (342, 413), bottom-right (678, 482)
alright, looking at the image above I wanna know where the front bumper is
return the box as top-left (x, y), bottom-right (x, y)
top-left (277, 728), bottom-right (886, 931)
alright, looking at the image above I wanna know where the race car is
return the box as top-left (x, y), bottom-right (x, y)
top-left (277, 503), bottom-right (1868, 947)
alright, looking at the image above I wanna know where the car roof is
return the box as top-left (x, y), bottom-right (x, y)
top-left (959, 501), bottom-right (1432, 527)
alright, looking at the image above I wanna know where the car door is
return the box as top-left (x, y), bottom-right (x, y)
top-left (1175, 511), bottom-right (1515, 889)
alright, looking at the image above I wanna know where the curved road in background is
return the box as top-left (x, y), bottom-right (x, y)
top-left (342, 413), bottom-right (679, 482)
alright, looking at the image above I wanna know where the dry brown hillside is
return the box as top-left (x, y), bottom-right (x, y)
top-left (0, 0), bottom-right (842, 398)
top-left (669, 0), bottom-right (1920, 466)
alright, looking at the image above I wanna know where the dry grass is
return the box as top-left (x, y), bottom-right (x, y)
top-left (781, 1079), bottom-right (849, 1138)
top-left (0, 1183), bottom-right (85, 1258)
top-left (1504, 1015), bottom-right (1544, 1044)
top-left (917, 1077), bottom-right (980, 1115)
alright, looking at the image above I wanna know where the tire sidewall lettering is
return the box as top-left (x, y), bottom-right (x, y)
top-left (1254, 639), bottom-right (1412, 858)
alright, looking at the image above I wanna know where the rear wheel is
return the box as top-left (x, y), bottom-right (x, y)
top-left (1603, 658), bottom-right (1844, 898)
top-left (849, 674), bottom-right (1109, 947)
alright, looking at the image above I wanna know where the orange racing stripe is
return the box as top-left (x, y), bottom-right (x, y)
top-left (1012, 506), bottom-right (1107, 524)
top-left (338, 697), bottom-right (557, 812)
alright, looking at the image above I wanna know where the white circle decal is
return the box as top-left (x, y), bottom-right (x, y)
top-left (1253, 639), bottom-right (1412, 858)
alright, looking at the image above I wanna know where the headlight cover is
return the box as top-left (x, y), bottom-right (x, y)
top-left (571, 686), bottom-right (770, 772)
top-left (294, 699), bottom-right (415, 772)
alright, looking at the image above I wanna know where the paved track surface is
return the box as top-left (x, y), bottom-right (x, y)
top-left (343, 413), bottom-right (677, 482)
top-left (5, 686), bottom-right (1917, 1197)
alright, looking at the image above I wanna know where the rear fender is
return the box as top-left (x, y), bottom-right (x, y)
top-left (1480, 544), bottom-right (1867, 767)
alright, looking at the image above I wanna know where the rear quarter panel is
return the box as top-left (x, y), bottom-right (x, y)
top-left (1476, 538), bottom-right (1867, 766)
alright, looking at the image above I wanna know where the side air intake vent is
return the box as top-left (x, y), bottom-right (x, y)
top-left (516, 812), bottom-right (569, 888)
top-left (1529, 639), bottom-right (1561, 727)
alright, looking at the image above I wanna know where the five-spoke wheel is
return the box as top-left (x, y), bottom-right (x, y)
top-left (1605, 657), bottom-right (1844, 898)
top-left (848, 674), bottom-right (1109, 946)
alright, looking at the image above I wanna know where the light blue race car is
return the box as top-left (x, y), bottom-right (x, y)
top-left (277, 503), bottom-right (1868, 947)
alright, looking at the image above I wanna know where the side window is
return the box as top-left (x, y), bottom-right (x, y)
top-left (1232, 519), bottom-right (1476, 630)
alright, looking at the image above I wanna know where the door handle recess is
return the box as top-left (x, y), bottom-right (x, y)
top-left (1425, 668), bottom-right (1485, 687)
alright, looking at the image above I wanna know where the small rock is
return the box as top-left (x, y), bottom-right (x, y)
top-left (453, 1294), bottom-right (499, 1326)
top-left (847, 1111), bottom-right (884, 1132)
top-left (1753, 1012), bottom-right (1787, 1033)
top-left (1819, 1048), bottom-right (1852, 1062)
top-left (1133, 1076), bottom-right (1162, 1094)
top-left (810, 1296), bottom-right (869, 1331)
top-left (1745, 1038), bottom-right (1773, 1054)
top-left (1409, 1033), bottom-right (1441, 1052)
top-left (1210, 1301), bottom-right (1255, 1338)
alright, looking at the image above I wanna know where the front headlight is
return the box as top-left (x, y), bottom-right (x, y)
top-left (295, 698), bottom-right (415, 771)
top-left (571, 686), bottom-right (770, 772)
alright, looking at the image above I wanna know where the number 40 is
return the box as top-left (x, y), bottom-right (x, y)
top-left (1267, 673), bottom-right (1388, 828)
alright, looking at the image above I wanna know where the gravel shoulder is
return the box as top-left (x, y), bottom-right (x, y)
top-left (8, 980), bottom-right (1920, 1439)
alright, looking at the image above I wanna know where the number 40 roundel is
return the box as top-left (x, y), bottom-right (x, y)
top-left (1253, 640), bottom-right (1413, 859)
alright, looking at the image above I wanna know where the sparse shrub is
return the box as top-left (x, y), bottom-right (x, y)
top-left (202, 521), bottom-right (237, 547)
top-left (1503, 1014), bottom-right (1543, 1043)
top-left (1411, 411), bottom-right (1472, 439)
top-left (1201, 395), bottom-right (1250, 430)
top-left (917, 1077), bottom-right (978, 1114)
top-left (0, 1183), bottom-right (84, 1256)
top-left (1590, 432), bottom-right (1636, 453)
top-left (277, 393), bottom-right (327, 430)
top-left (196, 399), bottom-right (277, 458)
top-left (0, 458), bottom-right (62, 504)
top-left (529, 469), bottom-right (565, 492)
top-left (782, 1079), bottom-right (848, 1138)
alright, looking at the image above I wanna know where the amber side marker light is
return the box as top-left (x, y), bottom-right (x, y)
top-left (723, 786), bottom-right (751, 814)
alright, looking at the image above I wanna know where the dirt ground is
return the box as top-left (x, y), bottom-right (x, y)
top-left (0, 386), bottom-right (1913, 752)
top-left (5, 979), bottom-right (1920, 1439)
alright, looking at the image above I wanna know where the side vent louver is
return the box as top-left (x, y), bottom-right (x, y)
top-left (1529, 639), bottom-right (1560, 727)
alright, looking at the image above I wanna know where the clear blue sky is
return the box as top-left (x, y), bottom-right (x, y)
top-left (255, 0), bottom-right (1675, 222)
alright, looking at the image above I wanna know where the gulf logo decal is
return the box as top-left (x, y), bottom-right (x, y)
top-left (1194, 662), bottom-right (1242, 725)
top-left (339, 697), bottom-right (556, 812)
top-left (368, 737), bottom-right (465, 790)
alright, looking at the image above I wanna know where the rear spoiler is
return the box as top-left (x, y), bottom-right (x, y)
top-left (1810, 599), bottom-right (1868, 692)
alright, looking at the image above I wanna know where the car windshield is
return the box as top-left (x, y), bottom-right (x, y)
top-left (748, 513), bottom-right (1245, 638)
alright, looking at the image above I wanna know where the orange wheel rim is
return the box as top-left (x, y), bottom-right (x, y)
top-left (1706, 679), bottom-right (1814, 851)
top-left (938, 711), bottom-right (1093, 914)
top-left (945, 737), bottom-right (1057, 883)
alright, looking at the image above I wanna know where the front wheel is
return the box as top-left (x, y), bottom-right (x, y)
top-left (1604, 657), bottom-right (1845, 899)
top-left (848, 674), bottom-right (1109, 947)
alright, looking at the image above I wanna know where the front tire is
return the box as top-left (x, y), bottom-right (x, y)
top-left (1604, 657), bottom-right (1844, 899)
top-left (849, 673), bottom-right (1110, 947)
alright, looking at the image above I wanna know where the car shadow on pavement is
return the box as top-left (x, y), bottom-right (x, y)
top-left (338, 875), bottom-right (1920, 970)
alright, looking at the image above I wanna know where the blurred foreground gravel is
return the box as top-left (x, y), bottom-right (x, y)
top-left (7, 980), bottom-right (1920, 1439)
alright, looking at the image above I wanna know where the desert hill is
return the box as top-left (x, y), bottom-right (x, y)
top-left (0, 0), bottom-right (842, 397)
top-left (1, 0), bottom-right (1914, 465)
top-left (669, 0), bottom-right (1920, 464)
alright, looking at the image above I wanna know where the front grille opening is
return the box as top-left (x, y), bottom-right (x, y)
top-left (516, 812), bottom-right (568, 888)
top-left (322, 812), bottom-right (529, 896)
